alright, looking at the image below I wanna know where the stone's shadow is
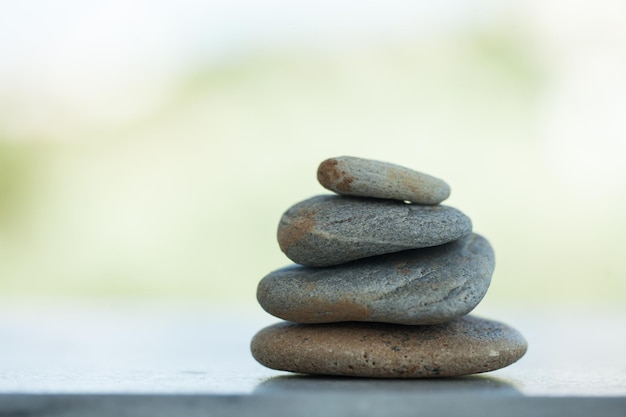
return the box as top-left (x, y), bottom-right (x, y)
top-left (254, 374), bottom-right (523, 396)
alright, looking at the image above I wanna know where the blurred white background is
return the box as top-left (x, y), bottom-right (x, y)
top-left (1, 0), bottom-right (625, 306)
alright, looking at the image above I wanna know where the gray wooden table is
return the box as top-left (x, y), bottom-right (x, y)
top-left (0, 301), bottom-right (624, 416)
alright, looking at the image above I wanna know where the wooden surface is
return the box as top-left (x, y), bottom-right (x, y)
top-left (0, 300), bottom-right (625, 416)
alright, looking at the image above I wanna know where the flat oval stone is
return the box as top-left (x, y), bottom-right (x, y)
top-left (251, 316), bottom-right (528, 378)
top-left (259, 233), bottom-right (493, 325)
top-left (317, 156), bottom-right (451, 204)
top-left (277, 195), bottom-right (472, 267)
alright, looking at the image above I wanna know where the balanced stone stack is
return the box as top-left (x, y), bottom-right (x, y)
top-left (251, 156), bottom-right (527, 378)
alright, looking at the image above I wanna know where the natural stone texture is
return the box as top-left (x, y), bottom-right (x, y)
top-left (317, 156), bottom-right (451, 204)
top-left (277, 195), bottom-right (472, 267)
top-left (259, 233), bottom-right (494, 325)
top-left (250, 315), bottom-right (527, 378)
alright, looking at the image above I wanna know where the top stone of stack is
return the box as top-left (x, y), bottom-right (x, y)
top-left (317, 156), bottom-right (450, 205)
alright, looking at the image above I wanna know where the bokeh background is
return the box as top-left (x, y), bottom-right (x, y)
top-left (1, 0), bottom-right (625, 309)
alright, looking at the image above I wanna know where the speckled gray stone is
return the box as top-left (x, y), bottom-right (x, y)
top-left (250, 315), bottom-right (527, 378)
top-left (277, 195), bottom-right (472, 267)
top-left (317, 156), bottom-right (450, 204)
top-left (259, 233), bottom-right (493, 325)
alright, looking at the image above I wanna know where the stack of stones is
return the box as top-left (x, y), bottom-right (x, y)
top-left (251, 156), bottom-right (527, 378)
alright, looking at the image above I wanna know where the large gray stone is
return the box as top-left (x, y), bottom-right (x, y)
top-left (277, 195), bottom-right (472, 267)
top-left (317, 156), bottom-right (450, 204)
top-left (259, 233), bottom-right (494, 325)
top-left (250, 315), bottom-right (527, 378)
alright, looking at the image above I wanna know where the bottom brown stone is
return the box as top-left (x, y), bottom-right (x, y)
top-left (250, 316), bottom-right (527, 378)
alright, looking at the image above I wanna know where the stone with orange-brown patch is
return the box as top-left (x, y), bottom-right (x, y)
top-left (276, 195), bottom-right (472, 267)
top-left (317, 158), bottom-right (355, 193)
top-left (259, 234), bottom-right (494, 325)
top-left (277, 207), bottom-right (317, 251)
top-left (317, 156), bottom-right (450, 204)
top-left (269, 297), bottom-right (371, 324)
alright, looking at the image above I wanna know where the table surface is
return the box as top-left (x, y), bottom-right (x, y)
top-left (1, 300), bottom-right (625, 416)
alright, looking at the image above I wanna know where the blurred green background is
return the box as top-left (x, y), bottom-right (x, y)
top-left (1, 1), bottom-right (625, 307)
